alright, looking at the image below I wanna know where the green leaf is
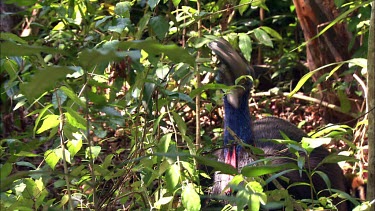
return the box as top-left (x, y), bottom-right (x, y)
top-left (2, 58), bottom-right (18, 81)
top-left (171, 111), bottom-right (187, 135)
top-left (45, 150), bottom-right (60, 170)
top-left (150, 16), bottom-right (169, 40)
top-left (260, 26), bottom-right (282, 40)
top-left (36, 114), bottom-right (60, 134)
top-left (238, 33), bottom-right (252, 62)
top-left (0, 41), bottom-right (65, 57)
top-left (253, 28), bottom-right (273, 47)
top-left (64, 107), bottom-right (87, 130)
top-left (114, 2), bottom-right (131, 18)
top-left (194, 155), bottom-right (238, 175)
top-left (319, 154), bottom-right (358, 166)
top-left (238, 0), bottom-right (251, 15)
top-left (181, 183), bottom-right (201, 211)
top-left (242, 163), bottom-right (297, 177)
top-left (0, 163), bottom-right (12, 178)
top-left (0, 32), bottom-right (28, 44)
top-left (148, 0), bottom-right (160, 10)
top-left (108, 18), bottom-right (131, 33)
top-left (155, 196), bottom-right (173, 207)
top-left (158, 133), bottom-right (172, 153)
top-left (117, 40), bottom-right (195, 66)
top-left (19, 66), bottom-right (75, 101)
top-left (301, 137), bottom-right (331, 153)
top-left (172, 0), bottom-right (181, 7)
top-left (54, 148), bottom-right (71, 163)
top-left (85, 146), bottom-right (101, 160)
top-left (59, 86), bottom-right (85, 108)
top-left (67, 133), bottom-right (83, 158)
top-left (338, 89), bottom-right (351, 113)
top-left (165, 163), bottom-right (180, 191)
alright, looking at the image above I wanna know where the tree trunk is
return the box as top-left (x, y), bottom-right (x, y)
top-left (366, 1), bottom-right (375, 209)
top-left (292, 0), bottom-right (361, 124)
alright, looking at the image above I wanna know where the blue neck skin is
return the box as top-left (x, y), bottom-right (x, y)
top-left (223, 92), bottom-right (253, 157)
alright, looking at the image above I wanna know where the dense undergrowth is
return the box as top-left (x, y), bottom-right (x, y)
top-left (0, 0), bottom-right (373, 210)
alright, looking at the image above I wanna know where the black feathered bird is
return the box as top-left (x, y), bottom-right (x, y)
top-left (208, 38), bottom-right (349, 210)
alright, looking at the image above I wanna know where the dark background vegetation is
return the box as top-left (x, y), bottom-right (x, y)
top-left (0, 0), bottom-right (373, 210)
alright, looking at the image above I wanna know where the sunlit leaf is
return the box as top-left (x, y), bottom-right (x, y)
top-left (36, 114), bottom-right (60, 134)
top-left (165, 163), bottom-right (180, 191)
top-left (85, 146), bottom-right (101, 160)
top-left (65, 107), bottom-right (86, 130)
top-left (44, 150), bottom-right (59, 170)
top-left (67, 134), bottom-right (83, 158)
top-left (182, 183), bottom-right (201, 211)
top-left (59, 86), bottom-right (85, 108)
top-left (242, 163), bottom-right (297, 177)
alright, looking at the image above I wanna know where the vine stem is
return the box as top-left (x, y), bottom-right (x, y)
top-left (55, 90), bottom-right (74, 210)
top-left (83, 68), bottom-right (98, 210)
top-left (195, 0), bottom-right (202, 151)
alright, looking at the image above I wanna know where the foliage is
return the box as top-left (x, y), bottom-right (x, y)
top-left (0, 0), bottom-right (371, 210)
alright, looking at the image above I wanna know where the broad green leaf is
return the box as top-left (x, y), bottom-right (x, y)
top-left (67, 135), bottom-right (83, 158)
top-left (52, 89), bottom-right (67, 109)
top-left (181, 183), bottom-right (201, 211)
top-left (2, 58), bottom-right (18, 81)
top-left (238, 0), bottom-right (251, 15)
top-left (16, 161), bottom-right (37, 169)
top-left (171, 111), bottom-right (187, 135)
top-left (150, 16), bottom-right (169, 40)
top-left (194, 155), bottom-right (237, 175)
top-left (20, 66), bottom-right (75, 101)
top-left (85, 146), bottom-right (101, 159)
top-left (54, 148), bottom-right (71, 163)
top-left (172, 0), bottom-right (181, 7)
top-left (260, 26), bottom-right (282, 40)
top-left (114, 2), bottom-right (131, 18)
top-left (318, 154), bottom-right (358, 167)
top-left (45, 150), bottom-right (59, 170)
top-left (154, 196), bottom-right (173, 208)
top-left (301, 137), bottom-right (331, 153)
top-left (242, 163), bottom-right (297, 177)
top-left (0, 32), bottom-right (28, 44)
top-left (33, 104), bottom-right (53, 135)
top-left (108, 18), bottom-right (131, 33)
top-left (338, 89), bottom-right (351, 113)
top-left (0, 41), bottom-right (65, 57)
top-left (0, 163), bottom-right (12, 178)
top-left (148, 0), bottom-right (160, 10)
top-left (159, 133), bottom-right (172, 153)
top-left (59, 86), bottom-right (85, 107)
top-left (253, 28), bottom-right (273, 47)
top-left (238, 33), bottom-right (252, 62)
top-left (117, 40), bottom-right (195, 66)
top-left (64, 107), bottom-right (86, 130)
top-left (36, 114), bottom-right (60, 134)
top-left (165, 163), bottom-right (180, 191)
top-left (135, 13), bottom-right (151, 39)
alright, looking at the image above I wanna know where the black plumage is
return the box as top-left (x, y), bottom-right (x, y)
top-left (208, 38), bottom-right (349, 210)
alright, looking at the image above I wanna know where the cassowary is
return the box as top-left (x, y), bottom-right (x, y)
top-left (208, 38), bottom-right (349, 210)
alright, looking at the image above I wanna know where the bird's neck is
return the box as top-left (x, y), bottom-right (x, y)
top-left (223, 93), bottom-right (253, 148)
